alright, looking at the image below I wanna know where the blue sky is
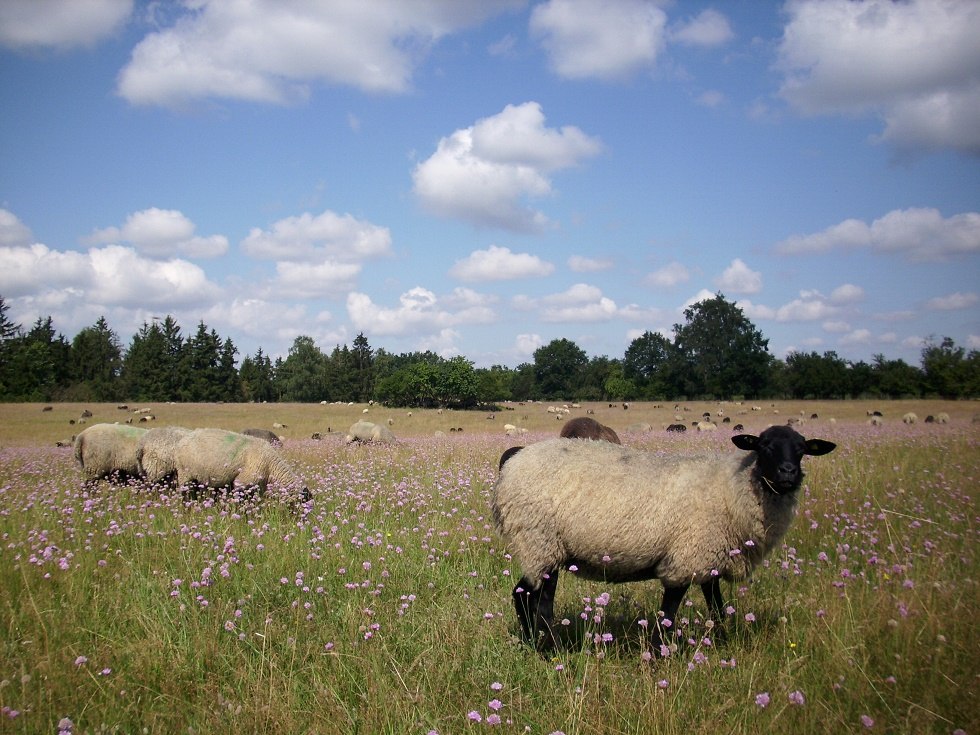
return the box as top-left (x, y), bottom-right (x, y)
top-left (1, 0), bottom-right (978, 369)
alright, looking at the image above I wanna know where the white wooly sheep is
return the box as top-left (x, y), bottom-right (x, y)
top-left (73, 423), bottom-right (148, 482)
top-left (936, 412), bottom-right (950, 424)
top-left (137, 426), bottom-right (192, 484)
top-left (902, 412), bottom-right (918, 424)
top-left (492, 425), bottom-right (836, 649)
top-left (695, 421), bottom-right (718, 432)
top-left (345, 420), bottom-right (396, 445)
top-left (174, 428), bottom-right (309, 503)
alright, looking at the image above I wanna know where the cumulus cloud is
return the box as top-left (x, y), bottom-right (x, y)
top-left (449, 245), bottom-right (555, 281)
top-left (539, 283), bottom-right (618, 322)
top-left (0, 0), bottom-right (131, 51)
top-left (0, 242), bottom-right (218, 308)
top-left (0, 209), bottom-right (34, 247)
top-left (241, 210), bottom-right (392, 262)
top-left (775, 0), bottom-right (980, 154)
top-left (925, 291), bottom-right (978, 310)
top-left (346, 287), bottom-right (494, 337)
top-left (645, 261), bottom-right (690, 288)
top-left (412, 102), bottom-right (601, 232)
top-left (775, 208), bottom-right (980, 261)
top-left (714, 258), bottom-right (762, 294)
top-left (272, 261), bottom-right (362, 300)
top-left (568, 254), bottom-right (613, 273)
top-left (86, 208), bottom-right (228, 258)
top-left (117, 1), bottom-right (522, 107)
top-left (670, 9), bottom-right (734, 47)
top-left (530, 0), bottom-right (667, 80)
top-left (515, 333), bottom-right (543, 356)
top-left (830, 283), bottom-right (864, 304)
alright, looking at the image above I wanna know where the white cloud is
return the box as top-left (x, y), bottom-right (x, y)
top-left (776, 0), bottom-right (980, 154)
top-left (530, 0), bottom-right (667, 81)
top-left (925, 291), bottom-right (978, 310)
top-left (87, 207), bottom-right (228, 258)
top-left (117, 1), bottom-right (522, 107)
top-left (670, 9), bottom-right (734, 48)
top-left (645, 261), bottom-right (690, 288)
top-left (449, 245), bottom-right (555, 281)
top-left (714, 258), bottom-right (762, 294)
top-left (0, 0), bottom-right (131, 51)
top-left (272, 260), bottom-right (362, 300)
top-left (0, 209), bottom-right (34, 247)
top-left (568, 254), bottom-right (613, 273)
top-left (822, 320), bottom-right (851, 333)
top-left (412, 102), bottom-right (601, 232)
top-left (0, 242), bottom-right (218, 308)
top-left (346, 287), bottom-right (494, 337)
top-left (830, 283), bottom-right (864, 304)
top-left (696, 90), bottom-right (726, 108)
top-left (776, 208), bottom-right (980, 261)
top-left (241, 210), bottom-right (392, 262)
top-left (967, 334), bottom-right (980, 349)
top-left (776, 294), bottom-right (840, 322)
top-left (736, 299), bottom-right (777, 321)
top-left (839, 328), bottom-right (872, 346)
top-left (516, 283), bottom-right (619, 323)
top-left (515, 333), bottom-right (543, 356)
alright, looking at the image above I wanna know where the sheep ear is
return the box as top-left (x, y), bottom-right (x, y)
top-left (804, 439), bottom-right (836, 456)
top-left (731, 434), bottom-right (759, 451)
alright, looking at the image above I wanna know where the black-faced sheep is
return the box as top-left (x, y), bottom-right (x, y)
top-left (137, 426), bottom-right (192, 485)
top-left (345, 420), bottom-right (396, 445)
top-left (559, 416), bottom-right (621, 444)
top-left (174, 428), bottom-right (309, 504)
top-left (241, 428), bottom-right (282, 444)
top-left (492, 425), bottom-right (836, 650)
top-left (665, 423), bottom-right (687, 433)
top-left (73, 423), bottom-right (148, 483)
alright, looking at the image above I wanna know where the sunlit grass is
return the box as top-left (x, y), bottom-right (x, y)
top-left (0, 403), bottom-right (976, 733)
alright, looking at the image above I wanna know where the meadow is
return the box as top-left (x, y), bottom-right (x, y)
top-left (0, 400), bottom-right (976, 734)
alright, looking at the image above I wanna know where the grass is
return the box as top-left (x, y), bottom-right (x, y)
top-left (0, 400), bottom-right (977, 734)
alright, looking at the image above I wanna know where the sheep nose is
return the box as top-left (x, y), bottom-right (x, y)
top-left (778, 462), bottom-right (798, 477)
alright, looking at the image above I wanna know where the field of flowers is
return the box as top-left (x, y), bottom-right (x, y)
top-left (0, 408), bottom-right (977, 734)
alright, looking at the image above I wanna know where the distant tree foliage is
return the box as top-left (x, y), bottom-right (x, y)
top-left (0, 294), bottom-right (976, 404)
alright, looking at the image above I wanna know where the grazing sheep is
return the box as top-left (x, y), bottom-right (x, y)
top-left (868, 416), bottom-right (883, 426)
top-left (936, 412), bottom-right (950, 424)
top-left (626, 422), bottom-right (653, 433)
top-left (73, 423), bottom-right (148, 483)
top-left (345, 420), bottom-right (396, 445)
top-left (492, 425), bottom-right (836, 649)
top-left (665, 423), bottom-right (687, 433)
top-left (695, 421), bottom-right (718, 432)
top-left (241, 428), bottom-right (282, 444)
top-left (174, 428), bottom-right (309, 503)
top-left (137, 426), bottom-right (192, 484)
top-left (559, 416), bottom-right (621, 445)
top-left (272, 422), bottom-right (288, 429)
top-left (902, 412), bottom-right (918, 425)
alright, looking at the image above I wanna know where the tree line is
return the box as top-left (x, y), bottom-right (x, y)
top-left (1, 294), bottom-right (976, 406)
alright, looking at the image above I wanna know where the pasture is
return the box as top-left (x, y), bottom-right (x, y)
top-left (0, 400), bottom-right (977, 734)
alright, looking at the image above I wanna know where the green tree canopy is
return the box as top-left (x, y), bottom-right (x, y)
top-left (533, 338), bottom-right (588, 400)
top-left (673, 293), bottom-right (772, 399)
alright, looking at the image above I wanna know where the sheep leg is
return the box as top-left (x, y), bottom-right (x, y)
top-left (656, 584), bottom-right (689, 651)
top-left (700, 578), bottom-right (729, 642)
top-left (701, 578), bottom-right (725, 621)
top-left (512, 570), bottom-right (559, 648)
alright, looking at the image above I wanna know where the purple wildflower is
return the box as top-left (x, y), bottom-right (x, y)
top-left (755, 692), bottom-right (770, 707)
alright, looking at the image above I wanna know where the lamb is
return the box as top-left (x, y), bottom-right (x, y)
top-left (174, 428), bottom-right (309, 504)
top-left (492, 425), bottom-right (836, 649)
top-left (344, 420), bottom-right (396, 445)
top-left (137, 426), bottom-right (192, 485)
top-left (558, 416), bottom-right (621, 444)
top-left (73, 423), bottom-right (148, 483)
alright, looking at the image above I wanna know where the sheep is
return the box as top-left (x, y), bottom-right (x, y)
top-left (492, 425), bottom-right (836, 649)
top-left (695, 421), bottom-right (718, 432)
top-left (558, 416), bottom-right (621, 444)
top-left (73, 423), bottom-right (148, 483)
top-left (936, 412), bottom-right (950, 424)
top-left (344, 420), bottom-right (396, 445)
top-left (902, 412), bottom-right (918, 425)
top-left (137, 426), bottom-right (192, 485)
top-left (868, 416), bottom-right (883, 426)
top-left (173, 428), bottom-right (309, 504)
top-left (665, 423), bottom-right (687, 433)
top-left (241, 428), bottom-right (282, 444)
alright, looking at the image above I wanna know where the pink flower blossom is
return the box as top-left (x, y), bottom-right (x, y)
top-left (860, 714), bottom-right (874, 728)
top-left (74, 655), bottom-right (88, 666)
top-left (755, 692), bottom-right (770, 707)
top-left (788, 690), bottom-right (805, 705)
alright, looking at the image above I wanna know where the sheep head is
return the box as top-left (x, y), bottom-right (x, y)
top-left (732, 425), bottom-right (836, 495)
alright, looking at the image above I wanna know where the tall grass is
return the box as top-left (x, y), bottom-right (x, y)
top-left (0, 404), bottom-right (976, 733)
